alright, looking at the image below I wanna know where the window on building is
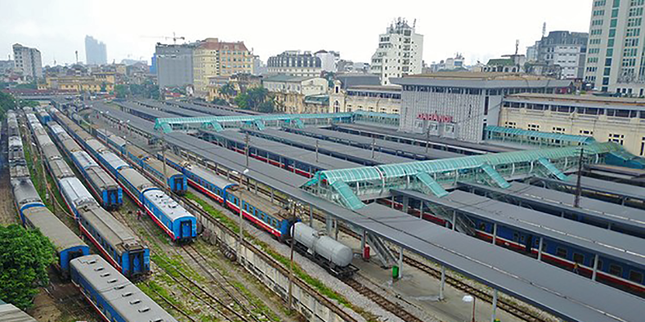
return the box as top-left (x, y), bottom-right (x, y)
top-left (527, 124), bottom-right (540, 131)
top-left (504, 121), bottom-right (517, 128)
top-left (609, 133), bottom-right (625, 145)
top-left (552, 127), bottom-right (566, 133)
top-left (640, 137), bottom-right (645, 156)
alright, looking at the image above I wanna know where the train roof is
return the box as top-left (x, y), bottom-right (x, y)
top-left (10, 165), bottom-right (30, 178)
top-left (238, 190), bottom-right (287, 219)
top-left (187, 163), bottom-right (236, 189)
top-left (86, 139), bottom-right (107, 153)
top-left (85, 166), bottom-right (120, 190)
top-left (126, 144), bottom-right (148, 159)
top-left (0, 302), bottom-right (38, 322)
top-left (11, 178), bottom-right (43, 209)
top-left (108, 134), bottom-right (127, 148)
top-left (71, 255), bottom-right (177, 322)
top-left (119, 167), bottom-right (156, 192)
top-left (48, 159), bottom-right (75, 179)
top-left (49, 124), bottom-right (66, 135)
top-left (23, 206), bottom-right (87, 253)
top-left (102, 152), bottom-right (130, 171)
top-left (59, 177), bottom-right (96, 209)
top-left (143, 190), bottom-right (193, 221)
top-left (79, 203), bottom-right (142, 252)
top-left (41, 143), bottom-right (62, 160)
top-left (71, 151), bottom-right (99, 169)
top-left (8, 136), bottom-right (23, 148)
top-left (144, 157), bottom-right (182, 178)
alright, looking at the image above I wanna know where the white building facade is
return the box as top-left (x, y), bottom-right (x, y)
top-left (12, 43), bottom-right (42, 80)
top-left (315, 50), bottom-right (340, 72)
top-left (392, 73), bottom-right (572, 142)
top-left (584, 0), bottom-right (645, 93)
top-left (267, 51), bottom-right (322, 77)
top-left (370, 18), bottom-right (424, 86)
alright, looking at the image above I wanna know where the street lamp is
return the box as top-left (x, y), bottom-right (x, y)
top-left (462, 295), bottom-right (475, 322)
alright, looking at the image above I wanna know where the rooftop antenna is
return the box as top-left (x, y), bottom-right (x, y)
top-left (75, 50), bottom-right (78, 64)
top-left (542, 22), bottom-right (547, 37)
top-left (413, 18), bottom-right (417, 29)
top-left (515, 39), bottom-right (519, 55)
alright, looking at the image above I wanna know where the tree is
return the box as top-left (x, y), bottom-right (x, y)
top-left (18, 99), bottom-right (39, 108)
top-left (0, 92), bottom-right (18, 121)
top-left (219, 82), bottom-right (237, 97)
top-left (115, 84), bottom-right (130, 99)
top-left (211, 98), bottom-right (229, 106)
top-left (233, 86), bottom-right (275, 112)
top-left (14, 81), bottom-right (37, 90)
top-left (234, 92), bottom-right (250, 109)
top-left (0, 225), bottom-right (55, 310)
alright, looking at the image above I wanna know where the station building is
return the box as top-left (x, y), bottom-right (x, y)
top-left (500, 93), bottom-right (645, 156)
top-left (392, 72), bottom-right (572, 143)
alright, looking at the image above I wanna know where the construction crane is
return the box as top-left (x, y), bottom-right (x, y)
top-left (141, 32), bottom-right (186, 44)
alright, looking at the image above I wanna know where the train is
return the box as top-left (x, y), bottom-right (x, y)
top-left (71, 255), bottom-right (177, 322)
top-left (96, 128), bottom-right (187, 195)
top-left (48, 122), bottom-right (122, 209)
top-left (383, 194), bottom-right (645, 295)
top-left (161, 152), bottom-right (358, 277)
top-left (25, 111), bottom-right (150, 278)
top-left (8, 109), bottom-right (176, 321)
top-left (50, 108), bottom-right (197, 242)
top-left (7, 109), bottom-right (90, 276)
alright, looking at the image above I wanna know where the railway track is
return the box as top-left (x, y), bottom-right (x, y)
top-left (111, 209), bottom-right (254, 322)
top-left (179, 244), bottom-right (266, 322)
top-left (343, 278), bottom-right (425, 322)
top-left (309, 210), bottom-right (550, 322)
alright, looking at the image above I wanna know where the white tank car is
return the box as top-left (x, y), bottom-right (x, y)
top-left (291, 222), bottom-right (353, 268)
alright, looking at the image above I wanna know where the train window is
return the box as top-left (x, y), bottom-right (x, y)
top-left (520, 235), bottom-right (525, 243)
top-left (573, 253), bottom-right (584, 264)
top-left (629, 271), bottom-right (643, 284)
top-left (479, 223), bottom-right (486, 231)
top-left (609, 264), bottom-right (623, 277)
top-left (513, 232), bottom-right (519, 242)
top-left (556, 247), bottom-right (567, 258)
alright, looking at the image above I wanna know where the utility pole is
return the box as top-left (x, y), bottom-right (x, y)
top-left (574, 147), bottom-right (584, 208)
top-left (315, 139), bottom-right (319, 163)
top-left (245, 132), bottom-right (250, 169)
top-left (425, 130), bottom-right (430, 154)
top-left (288, 201), bottom-right (296, 311)
top-left (371, 136), bottom-right (375, 159)
top-left (161, 129), bottom-right (169, 191)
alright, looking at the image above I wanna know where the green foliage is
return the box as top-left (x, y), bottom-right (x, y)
top-left (18, 99), bottom-right (39, 108)
top-left (0, 225), bottom-right (55, 310)
top-left (14, 81), bottom-right (37, 90)
top-left (211, 97), bottom-right (229, 106)
top-left (115, 84), bottom-right (130, 99)
top-left (116, 81), bottom-right (159, 99)
top-left (219, 82), bottom-right (237, 97)
top-left (0, 91), bottom-right (18, 121)
top-left (233, 87), bottom-right (275, 113)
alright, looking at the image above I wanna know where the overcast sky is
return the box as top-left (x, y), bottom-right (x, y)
top-left (1, 0), bottom-right (592, 67)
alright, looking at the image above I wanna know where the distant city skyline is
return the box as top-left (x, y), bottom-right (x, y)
top-left (1, 0), bottom-right (592, 67)
top-left (85, 35), bottom-right (107, 65)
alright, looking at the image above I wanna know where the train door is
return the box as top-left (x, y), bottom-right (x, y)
top-left (130, 251), bottom-right (143, 276)
top-left (180, 220), bottom-right (192, 240)
top-left (525, 235), bottom-right (533, 253)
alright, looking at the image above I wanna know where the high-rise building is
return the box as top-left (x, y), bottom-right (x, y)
top-left (155, 42), bottom-right (196, 89)
top-left (370, 18), bottom-right (424, 86)
top-left (85, 35), bottom-right (107, 65)
top-left (584, 0), bottom-right (645, 94)
top-left (12, 43), bottom-right (42, 80)
top-left (315, 50), bottom-right (340, 72)
top-left (528, 31), bottom-right (588, 79)
top-left (193, 38), bottom-right (253, 96)
top-left (267, 51), bottom-right (322, 77)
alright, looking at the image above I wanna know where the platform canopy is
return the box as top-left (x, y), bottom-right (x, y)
top-left (485, 125), bottom-right (595, 147)
top-left (303, 142), bottom-right (626, 210)
top-left (154, 112), bottom-right (355, 133)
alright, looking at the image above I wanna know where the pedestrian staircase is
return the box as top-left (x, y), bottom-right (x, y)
top-left (366, 233), bottom-right (397, 268)
top-left (481, 163), bottom-right (511, 188)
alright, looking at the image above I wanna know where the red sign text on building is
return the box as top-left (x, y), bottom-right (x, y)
top-left (417, 113), bottom-right (454, 123)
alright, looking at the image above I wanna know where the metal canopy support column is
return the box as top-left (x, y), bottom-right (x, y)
top-left (398, 246), bottom-right (404, 278)
top-left (537, 236), bottom-right (544, 261)
top-left (309, 204), bottom-right (313, 226)
top-left (452, 211), bottom-right (457, 231)
top-left (439, 265), bottom-right (446, 300)
top-left (326, 214), bottom-right (333, 236)
top-left (403, 196), bottom-right (409, 213)
top-left (361, 230), bottom-right (366, 258)
top-left (491, 289), bottom-right (498, 322)
top-left (492, 223), bottom-right (497, 245)
top-left (592, 254), bottom-right (599, 281)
